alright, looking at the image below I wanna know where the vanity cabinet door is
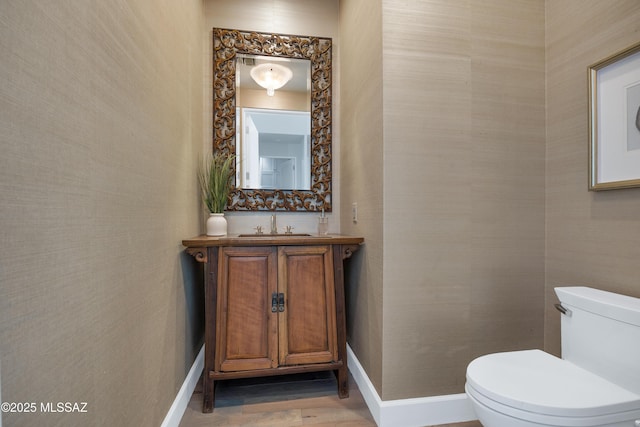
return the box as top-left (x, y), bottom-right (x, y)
top-left (216, 246), bottom-right (278, 372)
top-left (278, 245), bottom-right (337, 366)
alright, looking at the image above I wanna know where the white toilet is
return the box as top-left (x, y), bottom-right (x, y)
top-left (465, 287), bottom-right (640, 427)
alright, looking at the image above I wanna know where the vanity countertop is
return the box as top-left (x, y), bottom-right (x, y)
top-left (182, 234), bottom-right (364, 248)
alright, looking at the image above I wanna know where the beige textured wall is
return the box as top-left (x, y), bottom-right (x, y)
top-left (0, 1), bottom-right (204, 425)
top-left (380, 0), bottom-right (546, 399)
top-left (545, 0), bottom-right (640, 356)
top-left (339, 0), bottom-right (385, 396)
top-left (204, 0), bottom-right (341, 235)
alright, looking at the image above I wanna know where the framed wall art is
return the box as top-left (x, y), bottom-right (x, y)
top-left (589, 41), bottom-right (640, 191)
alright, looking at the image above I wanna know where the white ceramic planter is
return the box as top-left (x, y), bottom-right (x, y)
top-left (206, 213), bottom-right (227, 236)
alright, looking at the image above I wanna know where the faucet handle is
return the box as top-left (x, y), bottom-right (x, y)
top-left (255, 225), bottom-right (263, 235)
top-left (284, 225), bottom-right (294, 235)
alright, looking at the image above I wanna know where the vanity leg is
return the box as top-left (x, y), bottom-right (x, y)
top-left (202, 247), bottom-right (219, 412)
top-left (202, 376), bottom-right (215, 413)
top-left (333, 245), bottom-right (349, 399)
top-left (337, 366), bottom-right (349, 398)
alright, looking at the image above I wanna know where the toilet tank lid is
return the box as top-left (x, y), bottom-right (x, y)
top-left (555, 286), bottom-right (640, 326)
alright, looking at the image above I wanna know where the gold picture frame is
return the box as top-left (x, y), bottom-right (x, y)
top-left (589, 41), bottom-right (640, 191)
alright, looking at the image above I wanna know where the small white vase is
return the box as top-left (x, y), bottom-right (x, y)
top-left (206, 213), bottom-right (227, 236)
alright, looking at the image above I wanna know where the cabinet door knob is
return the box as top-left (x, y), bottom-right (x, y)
top-left (278, 293), bottom-right (285, 312)
top-left (271, 292), bottom-right (278, 313)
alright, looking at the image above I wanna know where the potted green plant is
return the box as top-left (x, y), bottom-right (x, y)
top-left (198, 152), bottom-right (235, 236)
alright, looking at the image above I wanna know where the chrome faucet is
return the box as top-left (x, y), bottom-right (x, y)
top-left (270, 214), bottom-right (277, 234)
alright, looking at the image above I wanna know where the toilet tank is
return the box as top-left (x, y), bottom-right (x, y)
top-left (555, 286), bottom-right (640, 395)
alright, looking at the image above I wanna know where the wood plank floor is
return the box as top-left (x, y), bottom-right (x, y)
top-left (178, 371), bottom-right (481, 427)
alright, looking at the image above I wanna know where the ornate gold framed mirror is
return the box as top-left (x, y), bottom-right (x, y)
top-left (212, 28), bottom-right (332, 211)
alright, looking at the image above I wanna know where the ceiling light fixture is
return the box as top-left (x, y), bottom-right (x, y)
top-left (250, 63), bottom-right (293, 96)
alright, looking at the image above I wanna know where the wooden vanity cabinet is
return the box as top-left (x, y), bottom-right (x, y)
top-left (182, 235), bottom-right (363, 413)
top-left (216, 245), bottom-right (337, 372)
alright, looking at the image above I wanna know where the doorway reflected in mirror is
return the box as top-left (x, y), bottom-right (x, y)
top-left (238, 108), bottom-right (311, 190)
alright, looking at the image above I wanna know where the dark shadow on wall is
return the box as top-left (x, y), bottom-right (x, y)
top-left (181, 250), bottom-right (205, 367)
top-left (344, 246), bottom-right (365, 345)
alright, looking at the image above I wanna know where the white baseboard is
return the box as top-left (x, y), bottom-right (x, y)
top-left (161, 345), bottom-right (204, 427)
top-left (347, 345), bottom-right (477, 427)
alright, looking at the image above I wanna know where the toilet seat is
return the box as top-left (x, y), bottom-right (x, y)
top-left (466, 349), bottom-right (640, 426)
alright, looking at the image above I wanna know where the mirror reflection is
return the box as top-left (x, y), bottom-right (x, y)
top-left (236, 55), bottom-right (312, 191)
